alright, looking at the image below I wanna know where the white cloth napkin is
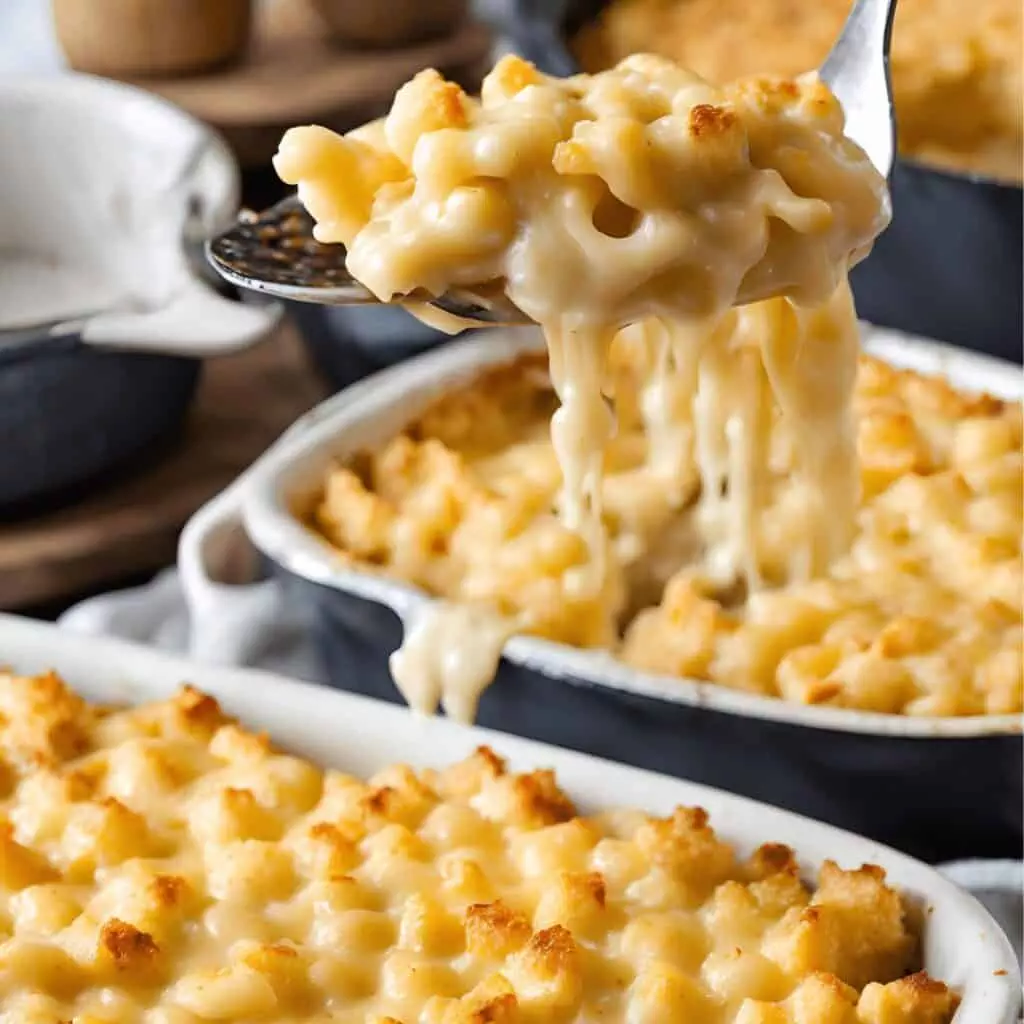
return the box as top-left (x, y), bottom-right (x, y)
top-left (59, 568), bottom-right (324, 683)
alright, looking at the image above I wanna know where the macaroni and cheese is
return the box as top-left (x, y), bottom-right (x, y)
top-left (574, 0), bottom-right (1023, 182)
top-left (312, 345), bottom-right (1023, 718)
top-left (275, 55), bottom-right (891, 718)
top-left (0, 670), bottom-right (960, 1022)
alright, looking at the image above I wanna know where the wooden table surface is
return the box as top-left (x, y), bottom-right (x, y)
top-left (120, 0), bottom-right (493, 166)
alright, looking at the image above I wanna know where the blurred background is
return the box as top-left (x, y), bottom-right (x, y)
top-left (0, 0), bottom-right (504, 619)
top-left (0, 0), bottom-right (1020, 622)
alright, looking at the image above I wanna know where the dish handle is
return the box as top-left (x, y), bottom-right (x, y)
top-left (177, 478), bottom-right (283, 665)
top-left (178, 388), bottom-right (325, 663)
top-left (178, 371), bottom-right (387, 663)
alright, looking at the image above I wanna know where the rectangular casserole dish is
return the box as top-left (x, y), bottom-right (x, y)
top-left (180, 326), bottom-right (1024, 865)
top-left (0, 611), bottom-right (1018, 1022)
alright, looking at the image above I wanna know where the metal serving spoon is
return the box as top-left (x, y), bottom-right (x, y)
top-left (206, 0), bottom-right (896, 326)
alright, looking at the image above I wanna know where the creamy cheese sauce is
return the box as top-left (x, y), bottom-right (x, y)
top-left (275, 54), bottom-right (890, 722)
top-left (0, 672), bottom-right (957, 1021)
top-left (389, 603), bottom-right (518, 723)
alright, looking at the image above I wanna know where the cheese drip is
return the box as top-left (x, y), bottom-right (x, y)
top-left (389, 603), bottom-right (517, 723)
top-left (629, 284), bottom-right (861, 594)
top-left (638, 318), bottom-right (701, 506)
top-left (274, 54), bottom-right (890, 720)
top-left (547, 323), bottom-right (617, 596)
top-left (759, 284), bottom-right (861, 578)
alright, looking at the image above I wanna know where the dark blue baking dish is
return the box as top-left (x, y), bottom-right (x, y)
top-left (194, 328), bottom-right (1024, 865)
top-left (498, 0), bottom-right (1023, 365)
top-left (277, 567), bottom-right (1021, 864)
top-left (289, 303), bottom-right (464, 393)
top-left (0, 328), bottom-right (201, 516)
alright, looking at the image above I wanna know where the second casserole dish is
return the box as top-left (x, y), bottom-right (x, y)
top-left (1, 613), bottom-right (1019, 1021)
top-left (182, 326), bottom-right (1024, 865)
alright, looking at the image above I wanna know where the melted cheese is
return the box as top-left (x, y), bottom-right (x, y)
top-left (275, 54), bottom-right (890, 722)
top-left (389, 603), bottom-right (517, 722)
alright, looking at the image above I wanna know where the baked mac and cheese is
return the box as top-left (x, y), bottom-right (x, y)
top-left (0, 670), bottom-right (960, 1022)
top-left (275, 55), bottom-right (891, 718)
top-left (311, 345), bottom-right (1023, 719)
top-left (574, 0), bottom-right (1023, 182)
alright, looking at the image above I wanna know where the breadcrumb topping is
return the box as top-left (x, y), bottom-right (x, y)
top-left (0, 672), bottom-right (958, 1021)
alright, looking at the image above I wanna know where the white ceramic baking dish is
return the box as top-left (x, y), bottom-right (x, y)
top-left (179, 325), bottom-right (1024, 862)
top-left (0, 612), bottom-right (1018, 1022)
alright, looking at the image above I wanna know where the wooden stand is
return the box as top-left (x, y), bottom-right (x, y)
top-left (0, 323), bottom-right (328, 611)
top-left (119, 0), bottom-right (493, 165)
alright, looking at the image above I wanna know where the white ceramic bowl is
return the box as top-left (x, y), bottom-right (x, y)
top-left (224, 327), bottom-right (1022, 741)
top-left (0, 73), bottom-right (281, 508)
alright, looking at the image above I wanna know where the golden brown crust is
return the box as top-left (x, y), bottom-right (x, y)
top-left (523, 923), bottom-right (577, 967)
top-left (0, 673), bottom-right (958, 1022)
top-left (99, 919), bottom-right (160, 969)
top-left (748, 842), bottom-right (799, 878)
top-left (148, 874), bottom-right (189, 909)
top-left (310, 347), bottom-right (1022, 718)
top-left (174, 684), bottom-right (227, 733)
top-left (510, 769), bottom-right (578, 827)
top-left (465, 900), bottom-right (532, 957)
top-left (689, 102), bottom-right (739, 137)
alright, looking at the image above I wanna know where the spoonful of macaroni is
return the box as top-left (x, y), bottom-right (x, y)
top-left (205, 0), bottom-right (895, 325)
top-left (211, 0), bottom-right (896, 723)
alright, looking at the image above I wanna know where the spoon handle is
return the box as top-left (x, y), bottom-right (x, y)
top-left (820, 0), bottom-right (898, 178)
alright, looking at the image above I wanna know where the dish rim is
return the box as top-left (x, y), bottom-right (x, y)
top-left (0, 611), bottom-right (1018, 1022)
top-left (237, 323), bottom-right (1024, 740)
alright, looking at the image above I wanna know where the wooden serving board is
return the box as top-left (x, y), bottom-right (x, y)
top-left (0, 322), bottom-right (328, 612)
top-left (120, 0), bottom-right (493, 166)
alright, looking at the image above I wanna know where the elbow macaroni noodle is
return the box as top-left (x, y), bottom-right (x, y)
top-left (276, 55), bottom-right (894, 720)
top-left (0, 672), bottom-right (960, 1022)
top-left (312, 346), bottom-right (1023, 718)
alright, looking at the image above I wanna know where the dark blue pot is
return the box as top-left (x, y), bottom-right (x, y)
top-left (290, 303), bottom-right (466, 393)
top-left (0, 330), bottom-right (200, 516)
